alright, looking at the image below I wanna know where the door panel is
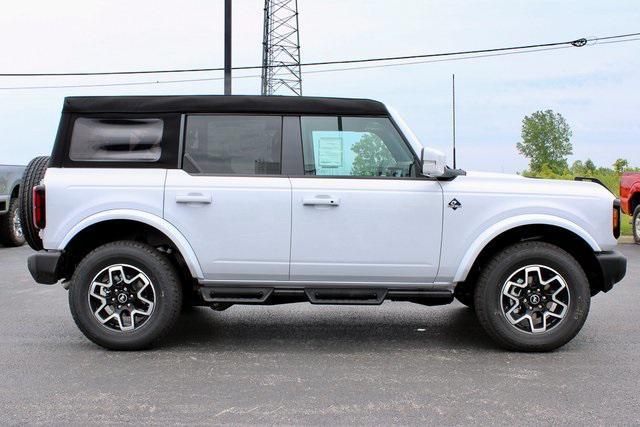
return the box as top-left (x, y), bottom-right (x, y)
top-left (290, 178), bottom-right (443, 283)
top-left (164, 170), bottom-right (291, 281)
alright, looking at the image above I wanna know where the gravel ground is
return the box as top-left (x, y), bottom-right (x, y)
top-left (0, 244), bottom-right (638, 425)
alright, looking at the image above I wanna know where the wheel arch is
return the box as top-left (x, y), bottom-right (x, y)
top-left (453, 216), bottom-right (605, 295)
top-left (630, 189), bottom-right (640, 213)
top-left (58, 210), bottom-right (203, 281)
top-left (10, 183), bottom-right (20, 199)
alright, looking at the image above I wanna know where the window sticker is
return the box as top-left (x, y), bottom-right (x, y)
top-left (317, 136), bottom-right (343, 168)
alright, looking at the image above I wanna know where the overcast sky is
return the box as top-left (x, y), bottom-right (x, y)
top-left (0, 0), bottom-right (638, 172)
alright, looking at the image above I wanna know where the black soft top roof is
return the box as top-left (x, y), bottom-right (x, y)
top-left (62, 95), bottom-right (389, 116)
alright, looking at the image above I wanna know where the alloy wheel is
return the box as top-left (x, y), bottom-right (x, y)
top-left (87, 264), bottom-right (156, 332)
top-left (12, 208), bottom-right (23, 240)
top-left (500, 265), bottom-right (570, 334)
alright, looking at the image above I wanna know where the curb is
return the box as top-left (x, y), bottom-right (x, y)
top-left (618, 236), bottom-right (636, 245)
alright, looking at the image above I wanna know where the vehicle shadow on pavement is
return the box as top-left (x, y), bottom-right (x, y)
top-left (161, 304), bottom-right (498, 352)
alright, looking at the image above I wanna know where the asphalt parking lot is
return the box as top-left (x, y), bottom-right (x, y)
top-left (1, 244), bottom-right (639, 425)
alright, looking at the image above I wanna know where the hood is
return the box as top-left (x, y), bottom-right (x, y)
top-left (464, 170), bottom-right (526, 180)
top-left (460, 170), bottom-right (614, 199)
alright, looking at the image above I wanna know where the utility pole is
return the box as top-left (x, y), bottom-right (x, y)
top-left (224, 0), bottom-right (232, 95)
top-left (261, 0), bottom-right (302, 96)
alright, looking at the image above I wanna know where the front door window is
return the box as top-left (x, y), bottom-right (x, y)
top-left (301, 116), bottom-right (416, 177)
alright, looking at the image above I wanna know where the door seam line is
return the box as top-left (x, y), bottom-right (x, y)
top-left (162, 169), bottom-right (168, 218)
top-left (434, 180), bottom-right (445, 281)
top-left (288, 177), bottom-right (293, 281)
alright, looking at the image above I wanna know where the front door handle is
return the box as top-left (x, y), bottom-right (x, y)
top-left (175, 193), bottom-right (212, 204)
top-left (302, 196), bottom-right (340, 206)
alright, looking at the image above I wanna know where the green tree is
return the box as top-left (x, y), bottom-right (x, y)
top-left (351, 133), bottom-right (395, 176)
top-left (570, 160), bottom-right (585, 175)
top-left (516, 110), bottom-right (573, 174)
top-left (584, 159), bottom-right (596, 174)
top-left (613, 158), bottom-right (629, 174)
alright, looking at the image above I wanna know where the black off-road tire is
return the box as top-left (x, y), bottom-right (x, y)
top-left (19, 156), bottom-right (50, 250)
top-left (69, 241), bottom-right (183, 350)
top-left (0, 197), bottom-right (25, 247)
top-left (474, 241), bottom-right (591, 352)
top-left (632, 206), bottom-right (640, 244)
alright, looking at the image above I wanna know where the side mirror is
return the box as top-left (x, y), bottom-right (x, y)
top-left (420, 147), bottom-right (446, 177)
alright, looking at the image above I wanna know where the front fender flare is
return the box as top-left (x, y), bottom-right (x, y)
top-left (452, 214), bottom-right (601, 283)
top-left (58, 209), bottom-right (204, 279)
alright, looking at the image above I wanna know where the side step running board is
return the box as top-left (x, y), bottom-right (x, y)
top-left (198, 286), bottom-right (453, 307)
top-left (305, 288), bottom-right (387, 305)
top-left (200, 287), bottom-right (274, 304)
top-left (387, 290), bottom-right (453, 306)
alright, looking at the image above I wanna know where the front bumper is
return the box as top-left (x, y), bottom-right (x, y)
top-left (596, 251), bottom-right (627, 292)
top-left (27, 251), bottom-right (63, 285)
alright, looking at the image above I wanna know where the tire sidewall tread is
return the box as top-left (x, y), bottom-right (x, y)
top-left (474, 241), bottom-right (591, 352)
top-left (69, 241), bottom-right (182, 350)
top-left (19, 156), bottom-right (50, 250)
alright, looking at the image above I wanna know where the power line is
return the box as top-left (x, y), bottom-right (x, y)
top-left (1, 32), bottom-right (638, 78)
top-left (589, 32), bottom-right (640, 41)
top-left (597, 37), bottom-right (640, 45)
top-left (301, 45), bottom-right (572, 74)
top-left (0, 36), bottom-right (638, 91)
top-left (0, 74), bottom-right (259, 91)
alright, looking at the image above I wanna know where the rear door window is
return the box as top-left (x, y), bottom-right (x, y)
top-left (183, 115), bottom-right (282, 175)
top-left (69, 118), bottom-right (163, 162)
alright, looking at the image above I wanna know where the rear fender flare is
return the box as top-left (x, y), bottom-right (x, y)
top-left (58, 209), bottom-right (204, 279)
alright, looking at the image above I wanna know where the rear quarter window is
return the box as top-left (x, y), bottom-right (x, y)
top-left (69, 118), bottom-right (164, 162)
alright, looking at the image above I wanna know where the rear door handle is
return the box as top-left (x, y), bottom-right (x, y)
top-left (302, 196), bottom-right (340, 206)
top-left (175, 193), bottom-right (212, 204)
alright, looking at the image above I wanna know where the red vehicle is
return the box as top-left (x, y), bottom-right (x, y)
top-left (620, 172), bottom-right (640, 242)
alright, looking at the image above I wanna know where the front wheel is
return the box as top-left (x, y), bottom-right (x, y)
top-left (632, 206), bottom-right (640, 244)
top-left (474, 241), bottom-right (590, 352)
top-left (69, 241), bottom-right (182, 350)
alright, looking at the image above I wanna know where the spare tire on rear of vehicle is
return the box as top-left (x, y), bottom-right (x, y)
top-left (19, 156), bottom-right (50, 250)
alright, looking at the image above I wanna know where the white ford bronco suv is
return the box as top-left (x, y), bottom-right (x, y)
top-left (25, 95), bottom-right (626, 351)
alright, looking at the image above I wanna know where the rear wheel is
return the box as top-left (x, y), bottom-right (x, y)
top-left (19, 156), bottom-right (49, 250)
top-left (474, 241), bottom-right (590, 352)
top-left (632, 206), bottom-right (640, 244)
top-left (0, 198), bottom-right (25, 247)
top-left (69, 241), bottom-right (182, 350)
